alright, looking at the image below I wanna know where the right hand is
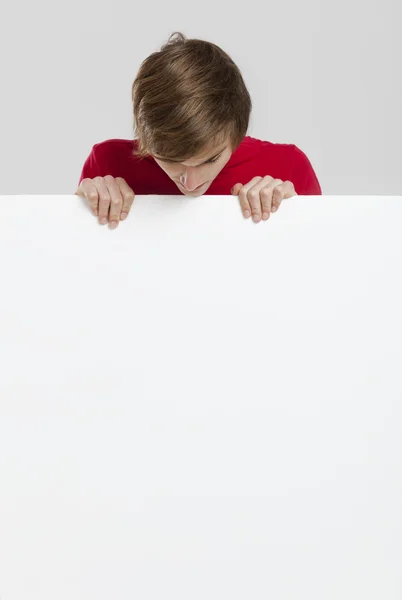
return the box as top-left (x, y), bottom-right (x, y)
top-left (75, 175), bottom-right (135, 229)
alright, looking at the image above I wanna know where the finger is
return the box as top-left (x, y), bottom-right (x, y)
top-left (116, 178), bottom-right (135, 220)
top-left (231, 183), bottom-right (243, 196)
top-left (232, 183), bottom-right (251, 217)
top-left (238, 176), bottom-right (265, 221)
top-left (246, 176), bottom-right (275, 222)
top-left (77, 179), bottom-right (99, 216)
top-left (272, 181), bottom-right (296, 212)
top-left (237, 189), bottom-right (251, 218)
top-left (104, 176), bottom-right (124, 229)
top-left (260, 178), bottom-right (282, 217)
top-left (93, 177), bottom-right (113, 225)
top-left (271, 184), bottom-right (283, 212)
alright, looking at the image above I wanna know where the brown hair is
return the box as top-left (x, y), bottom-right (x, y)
top-left (131, 32), bottom-right (252, 162)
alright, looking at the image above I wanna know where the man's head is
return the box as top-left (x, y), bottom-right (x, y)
top-left (131, 32), bottom-right (252, 193)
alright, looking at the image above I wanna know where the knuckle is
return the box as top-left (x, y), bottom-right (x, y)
top-left (247, 191), bottom-right (259, 202)
top-left (122, 196), bottom-right (134, 207)
top-left (103, 174), bottom-right (115, 183)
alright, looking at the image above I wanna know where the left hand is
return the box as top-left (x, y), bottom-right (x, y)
top-left (231, 176), bottom-right (297, 223)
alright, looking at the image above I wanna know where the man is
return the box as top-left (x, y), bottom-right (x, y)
top-left (76, 32), bottom-right (321, 229)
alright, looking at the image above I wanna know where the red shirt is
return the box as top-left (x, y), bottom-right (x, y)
top-left (78, 136), bottom-right (322, 195)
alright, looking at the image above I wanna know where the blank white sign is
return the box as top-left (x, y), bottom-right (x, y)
top-left (0, 193), bottom-right (401, 600)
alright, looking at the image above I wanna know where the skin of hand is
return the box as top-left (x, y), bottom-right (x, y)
top-left (75, 176), bottom-right (135, 229)
top-left (231, 176), bottom-right (297, 223)
top-left (75, 174), bottom-right (297, 229)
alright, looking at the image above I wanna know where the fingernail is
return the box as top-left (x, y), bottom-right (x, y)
top-left (100, 218), bottom-right (107, 225)
top-left (120, 212), bottom-right (128, 220)
top-left (272, 206), bottom-right (277, 212)
top-left (244, 210), bottom-right (250, 218)
top-left (262, 212), bottom-right (269, 220)
top-left (109, 221), bottom-right (118, 229)
top-left (253, 215), bottom-right (260, 223)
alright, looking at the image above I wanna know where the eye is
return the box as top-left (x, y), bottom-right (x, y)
top-left (162, 156), bottom-right (220, 166)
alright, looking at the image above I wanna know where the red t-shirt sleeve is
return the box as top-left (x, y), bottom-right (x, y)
top-left (291, 145), bottom-right (322, 195)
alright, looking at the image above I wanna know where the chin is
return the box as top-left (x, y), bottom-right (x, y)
top-left (177, 181), bottom-right (209, 195)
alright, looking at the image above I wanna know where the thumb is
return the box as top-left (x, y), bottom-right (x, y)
top-left (231, 183), bottom-right (242, 195)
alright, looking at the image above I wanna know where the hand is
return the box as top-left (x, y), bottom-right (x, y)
top-left (231, 176), bottom-right (297, 223)
top-left (75, 175), bottom-right (135, 230)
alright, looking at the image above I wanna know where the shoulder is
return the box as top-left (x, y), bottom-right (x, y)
top-left (246, 137), bottom-right (321, 194)
top-left (242, 136), bottom-right (294, 154)
top-left (89, 138), bottom-right (135, 159)
top-left (245, 136), bottom-right (309, 159)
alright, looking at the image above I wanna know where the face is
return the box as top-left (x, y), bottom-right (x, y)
top-left (152, 140), bottom-right (233, 196)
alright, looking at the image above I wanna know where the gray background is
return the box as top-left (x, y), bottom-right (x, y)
top-left (1, 0), bottom-right (401, 195)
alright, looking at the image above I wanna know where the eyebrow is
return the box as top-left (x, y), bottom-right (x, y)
top-left (154, 147), bottom-right (226, 165)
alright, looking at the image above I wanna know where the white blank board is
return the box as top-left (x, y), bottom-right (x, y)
top-left (0, 193), bottom-right (401, 600)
